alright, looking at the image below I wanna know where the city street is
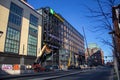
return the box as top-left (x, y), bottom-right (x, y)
top-left (2, 67), bottom-right (114, 80)
top-left (52, 68), bottom-right (114, 80)
top-left (0, 0), bottom-right (120, 80)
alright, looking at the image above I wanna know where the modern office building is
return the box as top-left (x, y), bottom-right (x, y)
top-left (0, 0), bottom-right (85, 70)
top-left (0, 0), bottom-right (43, 68)
top-left (37, 7), bottom-right (85, 67)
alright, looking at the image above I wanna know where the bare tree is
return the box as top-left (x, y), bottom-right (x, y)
top-left (85, 0), bottom-right (119, 47)
top-left (84, 0), bottom-right (120, 79)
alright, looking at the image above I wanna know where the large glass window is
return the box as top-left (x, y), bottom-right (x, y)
top-left (9, 2), bottom-right (23, 26)
top-left (30, 14), bottom-right (38, 26)
top-left (29, 14), bottom-right (38, 35)
top-left (28, 35), bottom-right (37, 56)
top-left (9, 12), bottom-right (22, 26)
top-left (5, 2), bottom-right (23, 54)
top-left (27, 14), bottom-right (38, 56)
top-left (5, 27), bottom-right (20, 53)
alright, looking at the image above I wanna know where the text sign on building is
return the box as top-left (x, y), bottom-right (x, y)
top-left (49, 8), bottom-right (64, 22)
top-left (2, 64), bottom-right (13, 70)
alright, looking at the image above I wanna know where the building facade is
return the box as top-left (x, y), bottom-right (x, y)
top-left (37, 7), bottom-right (85, 67)
top-left (0, 0), bottom-right (42, 68)
top-left (0, 0), bottom-right (85, 69)
top-left (85, 43), bottom-right (104, 66)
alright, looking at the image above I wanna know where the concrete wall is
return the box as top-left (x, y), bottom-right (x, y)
top-left (0, 0), bottom-right (10, 52)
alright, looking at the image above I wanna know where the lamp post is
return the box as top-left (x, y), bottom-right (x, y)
top-left (0, 31), bottom-right (3, 37)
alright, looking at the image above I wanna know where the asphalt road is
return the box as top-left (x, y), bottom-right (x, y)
top-left (51, 68), bottom-right (113, 80)
top-left (1, 67), bottom-right (114, 80)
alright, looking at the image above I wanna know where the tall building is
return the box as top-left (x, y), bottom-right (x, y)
top-left (37, 7), bottom-right (63, 65)
top-left (0, 0), bottom-right (42, 67)
top-left (37, 7), bottom-right (85, 67)
top-left (85, 43), bottom-right (104, 66)
top-left (0, 0), bottom-right (85, 69)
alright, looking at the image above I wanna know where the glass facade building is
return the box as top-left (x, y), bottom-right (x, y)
top-left (0, 0), bottom-right (42, 66)
top-left (37, 7), bottom-right (85, 66)
top-left (27, 14), bottom-right (38, 56)
top-left (5, 28), bottom-right (20, 53)
top-left (0, 0), bottom-right (84, 68)
top-left (5, 2), bottom-right (23, 54)
top-left (37, 8), bottom-right (63, 65)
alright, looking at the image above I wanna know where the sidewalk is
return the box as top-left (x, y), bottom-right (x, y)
top-left (0, 70), bottom-right (45, 80)
top-left (113, 71), bottom-right (120, 80)
top-left (0, 69), bottom-right (35, 78)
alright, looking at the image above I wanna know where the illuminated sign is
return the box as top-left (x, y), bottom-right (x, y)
top-left (50, 8), bottom-right (54, 15)
top-left (50, 8), bottom-right (64, 22)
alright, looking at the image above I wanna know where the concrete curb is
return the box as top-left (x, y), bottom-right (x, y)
top-left (0, 69), bottom-right (93, 80)
top-left (0, 70), bottom-right (70, 79)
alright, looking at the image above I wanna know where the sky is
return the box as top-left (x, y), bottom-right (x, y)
top-left (27, 0), bottom-right (118, 62)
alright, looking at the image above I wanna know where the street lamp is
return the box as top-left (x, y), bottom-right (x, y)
top-left (0, 31), bottom-right (3, 37)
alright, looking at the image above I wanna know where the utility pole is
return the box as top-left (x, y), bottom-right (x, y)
top-left (109, 4), bottom-right (120, 80)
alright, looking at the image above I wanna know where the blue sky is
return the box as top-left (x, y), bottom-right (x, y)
top-left (27, 0), bottom-right (118, 62)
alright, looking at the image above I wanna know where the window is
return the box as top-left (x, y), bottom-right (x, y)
top-left (5, 27), bottom-right (20, 53)
top-left (27, 35), bottom-right (37, 56)
top-left (29, 14), bottom-right (38, 35)
top-left (27, 14), bottom-right (38, 56)
top-left (10, 3), bottom-right (23, 16)
top-left (30, 14), bottom-right (38, 27)
top-left (9, 12), bottom-right (22, 26)
top-left (9, 2), bottom-right (23, 26)
top-left (5, 2), bottom-right (22, 54)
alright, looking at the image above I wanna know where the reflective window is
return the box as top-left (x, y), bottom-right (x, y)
top-left (27, 14), bottom-right (38, 56)
top-left (9, 12), bottom-right (22, 26)
top-left (30, 14), bottom-right (38, 27)
top-left (27, 35), bottom-right (37, 56)
top-left (5, 3), bottom-right (22, 53)
top-left (5, 27), bottom-right (20, 53)
top-left (29, 14), bottom-right (38, 35)
top-left (9, 2), bottom-right (23, 26)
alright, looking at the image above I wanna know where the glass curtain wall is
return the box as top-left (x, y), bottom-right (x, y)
top-left (5, 2), bottom-right (23, 54)
top-left (27, 14), bottom-right (38, 56)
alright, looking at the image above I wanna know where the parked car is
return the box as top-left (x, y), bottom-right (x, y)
top-left (52, 65), bottom-right (60, 71)
top-left (45, 65), bottom-right (53, 72)
top-left (45, 65), bottom-right (59, 72)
